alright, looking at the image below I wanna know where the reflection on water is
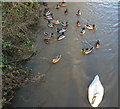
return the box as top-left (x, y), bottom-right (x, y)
top-left (11, 2), bottom-right (118, 107)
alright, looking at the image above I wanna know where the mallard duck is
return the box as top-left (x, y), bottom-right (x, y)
top-left (56, 28), bottom-right (67, 33)
top-left (43, 2), bottom-right (48, 6)
top-left (76, 10), bottom-right (81, 16)
top-left (81, 47), bottom-right (94, 54)
top-left (61, 22), bottom-right (69, 27)
top-left (55, 4), bottom-right (60, 9)
top-left (95, 40), bottom-right (100, 48)
top-left (44, 39), bottom-right (49, 44)
top-left (80, 27), bottom-right (85, 35)
top-left (45, 11), bottom-right (51, 16)
top-left (52, 19), bottom-right (60, 24)
top-left (52, 54), bottom-right (61, 64)
top-left (44, 15), bottom-right (53, 20)
top-left (44, 32), bottom-right (51, 39)
top-left (88, 75), bottom-right (104, 107)
top-left (76, 20), bottom-right (81, 27)
top-left (44, 32), bottom-right (55, 39)
top-left (59, 2), bottom-right (67, 7)
top-left (47, 20), bottom-right (54, 28)
top-left (45, 8), bottom-right (50, 12)
top-left (57, 32), bottom-right (66, 41)
top-left (85, 24), bottom-right (96, 30)
top-left (64, 9), bottom-right (68, 15)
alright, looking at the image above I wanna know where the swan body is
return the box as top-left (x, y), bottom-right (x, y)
top-left (88, 75), bottom-right (104, 107)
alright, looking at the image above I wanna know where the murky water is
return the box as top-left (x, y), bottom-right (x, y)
top-left (11, 2), bottom-right (118, 107)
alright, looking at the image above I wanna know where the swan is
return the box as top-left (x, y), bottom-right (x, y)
top-left (88, 75), bottom-right (104, 107)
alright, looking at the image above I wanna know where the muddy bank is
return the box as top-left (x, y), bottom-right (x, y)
top-left (1, 2), bottom-right (42, 108)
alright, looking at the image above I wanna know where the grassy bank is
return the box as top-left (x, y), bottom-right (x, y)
top-left (1, 2), bottom-right (41, 107)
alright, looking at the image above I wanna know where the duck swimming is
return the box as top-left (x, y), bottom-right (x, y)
top-left (56, 28), bottom-right (67, 33)
top-left (44, 32), bottom-right (51, 39)
top-left (76, 10), bottom-right (81, 16)
top-left (44, 32), bottom-right (55, 39)
top-left (95, 40), bottom-right (100, 48)
top-left (81, 47), bottom-right (94, 54)
top-left (64, 9), bottom-right (68, 15)
top-left (59, 2), bottom-right (67, 7)
top-left (61, 21), bottom-right (69, 27)
top-left (52, 19), bottom-right (60, 24)
top-left (88, 75), bottom-right (104, 107)
top-left (80, 27), bottom-right (85, 35)
top-left (44, 39), bottom-right (49, 44)
top-left (76, 20), bottom-right (81, 27)
top-left (85, 24), bottom-right (96, 30)
top-left (47, 20), bottom-right (54, 28)
top-left (55, 4), bottom-right (60, 9)
top-left (57, 32), bottom-right (66, 41)
top-left (44, 15), bottom-right (53, 20)
top-left (52, 54), bottom-right (61, 64)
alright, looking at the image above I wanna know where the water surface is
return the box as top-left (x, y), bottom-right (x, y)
top-left (11, 2), bottom-right (118, 107)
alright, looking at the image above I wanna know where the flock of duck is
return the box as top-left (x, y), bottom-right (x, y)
top-left (42, 2), bottom-right (104, 107)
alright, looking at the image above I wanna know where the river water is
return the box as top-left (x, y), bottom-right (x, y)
top-left (11, 2), bottom-right (118, 107)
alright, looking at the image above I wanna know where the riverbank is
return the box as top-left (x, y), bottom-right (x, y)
top-left (1, 2), bottom-right (42, 108)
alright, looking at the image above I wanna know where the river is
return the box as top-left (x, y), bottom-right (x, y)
top-left (11, 2), bottom-right (118, 107)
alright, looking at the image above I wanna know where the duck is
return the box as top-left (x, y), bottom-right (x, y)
top-left (45, 8), bottom-right (50, 12)
top-left (44, 32), bottom-right (51, 39)
top-left (52, 19), bottom-right (60, 24)
top-left (80, 27), bottom-right (85, 35)
top-left (64, 9), bottom-right (68, 15)
top-left (88, 75), bottom-right (104, 107)
top-left (81, 47), bottom-right (94, 54)
top-left (76, 10), bottom-right (81, 16)
top-left (44, 32), bottom-right (55, 39)
top-left (56, 28), bottom-right (67, 33)
top-left (47, 20), bottom-right (54, 28)
top-left (95, 40), bottom-right (100, 48)
top-left (59, 2), bottom-right (67, 7)
top-left (45, 11), bottom-right (51, 16)
top-left (76, 20), bottom-right (81, 27)
top-left (52, 54), bottom-right (61, 64)
top-left (43, 2), bottom-right (48, 6)
top-left (55, 4), bottom-right (61, 9)
top-left (85, 24), bottom-right (96, 30)
top-left (44, 39), bottom-right (49, 44)
top-left (44, 15), bottom-right (53, 20)
top-left (57, 32), bottom-right (66, 41)
top-left (61, 21), bottom-right (69, 27)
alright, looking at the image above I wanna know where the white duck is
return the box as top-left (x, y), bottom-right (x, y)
top-left (88, 75), bottom-right (104, 107)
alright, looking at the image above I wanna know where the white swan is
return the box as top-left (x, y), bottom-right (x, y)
top-left (88, 75), bottom-right (104, 107)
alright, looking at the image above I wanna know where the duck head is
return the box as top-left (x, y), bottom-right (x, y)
top-left (66, 22), bottom-right (69, 24)
top-left (82, 27), bottom-right (85, 30)
top-left (78, 10), bottom-right (80, 13)
top-left (51, 33), bottom-right (55, 37)
top-left (77, 20), bottom-right (80, 23)
top-left (93, 24), bottom-right (96, 29)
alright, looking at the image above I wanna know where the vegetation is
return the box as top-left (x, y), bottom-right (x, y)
top-left (1, 2), bottom-right (41, 107)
